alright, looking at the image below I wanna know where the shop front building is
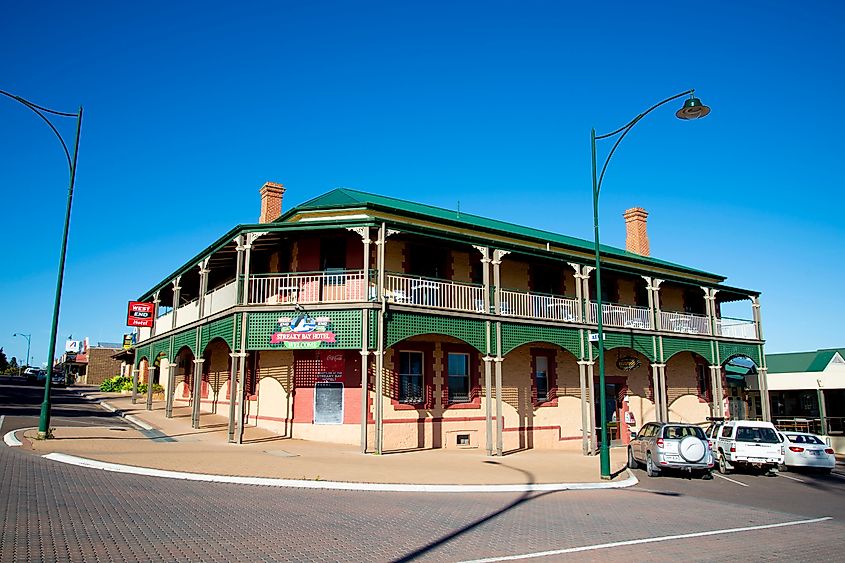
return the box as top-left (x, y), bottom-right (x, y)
top-left (131, 182), bottom-right (768, 455)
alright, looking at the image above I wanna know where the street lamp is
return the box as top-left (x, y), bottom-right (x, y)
top-left (12, 333), bottom-right (31, 376)
top-left (591, 90), bottom-right (709, 479)
top-left (1, 89), bottom-right (83, 439)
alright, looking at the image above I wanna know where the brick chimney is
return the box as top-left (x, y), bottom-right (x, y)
top-left (623, 207), bottom-right (650, 256)
top-left (259, 182), bottom-right (286, 223)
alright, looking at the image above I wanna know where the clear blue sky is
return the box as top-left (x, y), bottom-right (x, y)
top-left (1, 1), bottom-right (842, 366)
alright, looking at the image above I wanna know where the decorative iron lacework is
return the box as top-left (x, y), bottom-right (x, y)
top-left (501, 322), bottom-right (581, 357)
top-left (600, 332), bottom-right (656, 362)
top-left (719, 342), bottom-right (761, 366)
top-left (662, 336), bottom-right (714, 364)
top-left (172, 328), bottom-right (197, 356)
top-left (247, 310), bottom-right (362, 350)
top-left (385, 311), bottom-right (485, 352)
top-left (200, 315), bottom-right (236, 351)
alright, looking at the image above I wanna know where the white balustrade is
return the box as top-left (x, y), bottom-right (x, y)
top-left (716, 317), bottom-right (757, 340)
top-left (660, 310), bottom-right (711, 335)
top-left (590, 302), bottom-right (651, 329)
top-left (385, 274), bottom-right (484, 313)
top-left (250, 270), bottom-right (368, 305)
top-left (175, 300), bottom-right (199, 328)
top-left (500, 290), bottom-right (578, 322)
top-left (205, 280), bottom-right (238, 315)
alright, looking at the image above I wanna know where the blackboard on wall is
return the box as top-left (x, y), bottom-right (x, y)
top-left (314, 382), bottom-right (343, 424)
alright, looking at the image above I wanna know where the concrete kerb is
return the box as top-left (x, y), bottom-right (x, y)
top-left (75, 390), bottom-right (153, 432)
top-left (41, 452), bottom-right (639, 493)
top-left (3, 429), bottom-right (23, 447)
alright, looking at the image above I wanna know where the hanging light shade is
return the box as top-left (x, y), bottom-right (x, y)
top-left (676, 96), bottom-right (711, 120)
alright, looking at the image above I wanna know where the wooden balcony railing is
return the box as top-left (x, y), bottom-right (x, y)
top-left (144, 269), bottom-right (761, 343)
top-left (249, 270), bottom-right (369, 305)
top-left (500, 289), bottom-right (578, 322)
top-left (589, 301), bottom-right (652, 329)
top-left (715, 317), bottom-right (757, 340)
top-left (384, 273), bottom-right (484, 314)
top-left (660, 310), bottom-right (711, 335)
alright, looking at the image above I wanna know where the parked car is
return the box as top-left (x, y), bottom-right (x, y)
top-left (713, 420), bottom-right (784, 475)
top-left (779, 431), bottom-right (836, 474)
top-left (628, 422), bottom-right (714, 478)
top-left (24, 367), bottom-right (44, 383)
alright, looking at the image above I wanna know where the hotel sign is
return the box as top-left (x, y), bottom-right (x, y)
top-left (271, 314), bottom-right (336, 349)
top-left (127, 301), bottom-right (155, 327)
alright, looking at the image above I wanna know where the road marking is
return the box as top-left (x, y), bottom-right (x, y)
top-left (779, 473), bottom-right (805, 483)
top-left (3, 429), bottom-right (23, 447)
top-left (0, 415), bottom-right (4, 431)
top-left (712, 473), bottom-right (749, 487)
top-left (459, 516), bottom-right (834, 562)
top-left (42, 453), bottom-right (639, 493)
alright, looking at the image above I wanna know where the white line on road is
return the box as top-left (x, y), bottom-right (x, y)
top-left (459, 516), bottom-right (834, 562)
top-left (779, 473), bottom-right (805, 483)
top-left (712, 473), bottom-right (749, 487)
top-left (0, 415), bottom-right (4, 431)
top-left (3, 429), bottom-right (23, 447)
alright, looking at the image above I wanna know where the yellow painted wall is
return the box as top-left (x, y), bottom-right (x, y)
top-left (500, 258), bottom-right (529, 290)
top-left (451, 250), bottom-right (472, 282)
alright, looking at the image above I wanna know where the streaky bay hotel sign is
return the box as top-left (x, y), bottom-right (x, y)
top-left (271, 314), bottom-right (336, 349)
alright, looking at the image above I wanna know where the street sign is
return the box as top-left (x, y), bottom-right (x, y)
top-left (588, 332), bottom-right (606, 342)
top-left (127, 301), bottom-right (155, 327)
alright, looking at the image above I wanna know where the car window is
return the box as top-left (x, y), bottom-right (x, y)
top-left (787, 435), bottom-right (823, 445)
top-left (720, 426), bottom-right (733, 438)
top-left (664, 426), bottom-right (706, 439)
top-left (736, 426), bottom-right (780, 443)
top-left (641, 425), bottom-right (654, 438)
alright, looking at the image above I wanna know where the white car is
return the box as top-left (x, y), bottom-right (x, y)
top-left (779, 432), bottom-right (836, 474)
top-left (714, 420), bottom-right (784, 475)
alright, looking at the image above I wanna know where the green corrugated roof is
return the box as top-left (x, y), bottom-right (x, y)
top-left (281, 188), bottom-right (725, 280)
top-left (766, 348), bottom-right (845, 374)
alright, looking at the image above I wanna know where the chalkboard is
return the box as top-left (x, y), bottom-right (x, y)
top-left (314, 382), bottom-right (344, 424)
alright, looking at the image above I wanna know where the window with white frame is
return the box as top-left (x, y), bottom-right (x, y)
top-left (399, 351), bottom-right (424, 404)
top-left (535, 355), bottom-right (549, 402)
top-left (447, 353), bottom-right (470, 403)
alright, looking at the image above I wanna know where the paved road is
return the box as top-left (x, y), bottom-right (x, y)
top-left (2, 380), bottom-right (844, 562)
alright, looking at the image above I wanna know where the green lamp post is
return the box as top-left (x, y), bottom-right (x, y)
top-left (1, 89), bottom-right (83, 439)
top-left (12, 333), bottom-right (32, 376)
top-left (591, 90), bottom-right (709, 479)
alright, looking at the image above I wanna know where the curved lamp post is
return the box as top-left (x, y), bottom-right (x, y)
top-left (12, 333), bottom-right (32, 376)
top-left (592, 90), bottom-right (709, 479)
top-left (1, 89), bottom-right (83, 439)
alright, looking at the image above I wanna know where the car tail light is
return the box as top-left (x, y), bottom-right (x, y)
top-left (825, 448), bottom-right (835, 454)
top-left (789, 447), bottom-right (804, 453)
top-left (656, 438), bottom-right (664, 449)
top-left (730, 444), bottom-right (736, 453)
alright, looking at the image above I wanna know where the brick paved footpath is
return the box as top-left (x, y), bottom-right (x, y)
top-left (2, 442), bottom-right (843, 562)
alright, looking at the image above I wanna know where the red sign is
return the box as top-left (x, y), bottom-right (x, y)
top-left (317, 351), bottom-right (345, 381)
top-left (127, 301), bottom-right (155, 327)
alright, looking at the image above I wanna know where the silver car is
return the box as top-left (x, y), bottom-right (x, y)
top-left (628, 422), bottom-right (714, 478)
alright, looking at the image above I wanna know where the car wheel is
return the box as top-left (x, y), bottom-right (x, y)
top-left (701, 470), bottom-right (714, 480)
top-left (780, 464), bottom-right (789, 472)
top-left (627, 447), bottom-right (640, 469)
top-left (718, 453), bottom-right (730, 475)
top-left (646, 452), bottom-right (659, 477)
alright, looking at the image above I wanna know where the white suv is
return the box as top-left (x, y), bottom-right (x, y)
top-left (713, 420), bottom-right (784, 475)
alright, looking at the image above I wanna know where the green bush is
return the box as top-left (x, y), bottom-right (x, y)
top-left (99, 375), bottom-right (131, 392)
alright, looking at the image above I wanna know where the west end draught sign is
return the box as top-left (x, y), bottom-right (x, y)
top-left (127, 301), bottom-right (155, 327)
